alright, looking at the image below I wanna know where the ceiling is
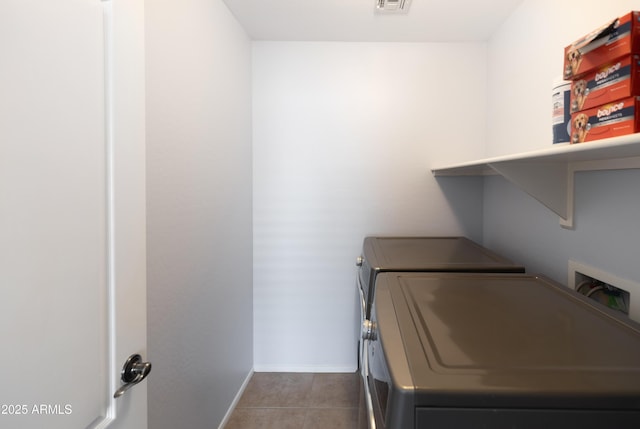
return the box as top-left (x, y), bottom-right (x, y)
top-left (222, 0), bottom-right (525, 42)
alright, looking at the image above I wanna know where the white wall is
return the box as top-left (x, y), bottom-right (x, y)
top-left (483, 0), bottom-right (640, 319)
top-left (253, 42), bottom-right (487, 371)
top-left (145, 0), bottom-right (253, 428)
top-left (487, 0), bottom-right (635, 155)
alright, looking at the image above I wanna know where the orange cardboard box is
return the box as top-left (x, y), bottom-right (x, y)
top-left (564, 11), bottom-right (640, 80)
top-left (570, 55), bottom-right (640, 113)
top-left (571, 97), bottom-right (640, 144)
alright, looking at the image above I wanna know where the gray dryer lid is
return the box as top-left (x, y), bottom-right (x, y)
top-left (363, 237), bottom-right (524, 273)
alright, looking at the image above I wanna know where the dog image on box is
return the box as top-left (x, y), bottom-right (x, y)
top-left (571, 79), bottom-right (588, 112)
top-left (572, 113), bottom-right (590, 143)
top-left (565, 49), bottom-right (583, 79)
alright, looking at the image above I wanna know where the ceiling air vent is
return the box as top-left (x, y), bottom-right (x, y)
top-left (376, 0), bottom-right (412, 13)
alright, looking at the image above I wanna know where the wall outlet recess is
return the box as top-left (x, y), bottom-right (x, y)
top-left (568, 260), bottom-right (639, 320)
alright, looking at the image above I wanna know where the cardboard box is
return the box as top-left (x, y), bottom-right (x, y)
top-left (570, 55), bottom-right (640, 113)
top-left (564, 11), bottom-right (640, 80)
top-left (571, 96), bottom-right (640, 144)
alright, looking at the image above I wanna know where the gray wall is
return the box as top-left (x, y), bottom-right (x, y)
top-left (145, 0), bottom-right (253, 427)
top-left (484, 171), bottom-right (640, 291)
top-left (483, 0), bottom-right (640, 317)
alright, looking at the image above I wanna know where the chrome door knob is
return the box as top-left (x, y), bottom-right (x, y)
top-left (113, 353), bottom-right (152, 398)
top-left (362, 320), bottom-right (377, 341)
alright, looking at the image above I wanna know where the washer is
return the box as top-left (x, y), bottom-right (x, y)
top-left (363, 272), bottom-right (640, 428)
top-left (355, 237), bottom-right (525, 428)
top-left (357, 237), bottom-right (524, 363)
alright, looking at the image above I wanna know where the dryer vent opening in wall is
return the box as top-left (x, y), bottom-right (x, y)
top-left (568, 260), bottom-right (639, 319)
top-left (376, 0), bottom-right (412, 13)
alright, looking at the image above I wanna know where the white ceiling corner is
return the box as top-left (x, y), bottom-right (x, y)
top-left (222, 0), bottom-right (525, 42)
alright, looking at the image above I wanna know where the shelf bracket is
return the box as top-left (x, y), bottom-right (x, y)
top-left (432, 136), bottom-right (640, 230)
top-left (489, 156), bottom-right (640, 230)
top-left (488, 161), bottom-right (571, 226)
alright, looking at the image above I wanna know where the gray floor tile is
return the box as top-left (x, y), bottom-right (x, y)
top-left (309, 373), bottom-right (360, 408)
top-left (237, 372), bottom-right (315, 408)
top-left (303, 408), bottom-right (358, 429)
top-left (225, 408), bottom-right (307, 429)
top-left (225, 372), bottom-right (362, 429)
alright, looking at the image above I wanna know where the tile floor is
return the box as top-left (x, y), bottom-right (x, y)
top-left (224, 372), bottom-right (363, 429)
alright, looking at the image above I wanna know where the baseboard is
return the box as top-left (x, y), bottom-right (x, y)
top-left (217, 368), bottom-right (254, 429)
top-left (252, 365), bottom-right (357, 373)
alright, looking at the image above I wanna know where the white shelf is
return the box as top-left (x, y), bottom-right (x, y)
top-left (431, 134), bottom-right (640, 229)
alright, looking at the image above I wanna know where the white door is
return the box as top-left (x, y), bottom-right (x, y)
top-left (0, 1), bottom-right (147, 428)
